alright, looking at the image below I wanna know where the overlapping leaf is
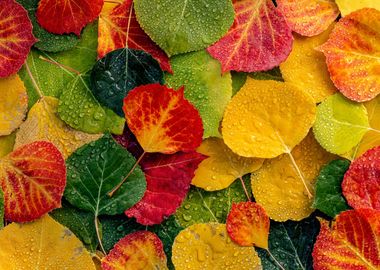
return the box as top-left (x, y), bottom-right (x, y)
top-left (335, 0), bottom-right (380, 16)
top-left (0, 134), bottom-right (15, 158)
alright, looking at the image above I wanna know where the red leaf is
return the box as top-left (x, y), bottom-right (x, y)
top-left (102, 231), bottom-right (167, 269)
top-left (313, 209), bottom-right (380, 269)
top-left (0, 0), bottom-right (36, 77)
top-left (207, 0), bottom-right (293, 72)
top-left (0, 141), bottom-right (66, 222)
top-left (98, 0), bottom-right (172, 72)
top-left (36, 0), bottom-right (103, 35)
top-left (123, 84), bottom-right (203, 154)
top-left (342, 146), bottom-right (380, 210)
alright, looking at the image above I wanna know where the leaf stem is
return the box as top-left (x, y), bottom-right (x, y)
top-left (95, 216), bottom-right (106, 255)
top-left (239, 176), bottom-right (251, 201)
top-left (267, 249), bottom-right (286, 270)
top-left (108, 151), bottom-right (146, 197)
top-left (24, 62), bottom-right (44, 98)
top-left (287, 152), bottom-right (313, 199)
top-left (39, 55), bottom-right (82, 75)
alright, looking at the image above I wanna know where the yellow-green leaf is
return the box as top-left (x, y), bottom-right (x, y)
top-left (335, 0), bottom-right (380, 16)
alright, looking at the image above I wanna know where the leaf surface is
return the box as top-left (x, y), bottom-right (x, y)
top-left (335, 0), bottom-right (380, 16)
top-left (0, 133), bottom-right (15, 158)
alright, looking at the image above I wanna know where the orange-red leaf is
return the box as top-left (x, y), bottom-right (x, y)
top-left (277, 0), bottom-right (339, 37)
top-left (226, 202), bottom-right (269, 249)
top-left (207, 0), bottom-right (293, 72)
top-left (313, 209), bottom-right (380, 269)
top-left (0, 0), bottom-right (36, 77)
top-left (318, 8), bottom-right (380, 102)
top-left (36, 0), bottom-right (103, 35)
top-left (98, 0), bottom-right (171, 72)
top-left (342, 146), bottom-right (380, 210)
top-left (102, 231), bottom-right (168, 270)
top-left (0, 141), bottom-right (66, 222)
top-left (123, 84), bottom-right (203, 154)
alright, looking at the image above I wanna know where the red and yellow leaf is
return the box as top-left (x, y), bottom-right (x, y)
top-left (277, 0), bottom-right (339, 37)
top-left (313, 209), bottom-right (380, 269)
top-left (102, 231), bottom-right (168, 270)
top-left (342, 146), bottom-right (380, 210)
top-left (226, 202), bottom-right (269, 249)
top-left (0, 141), bottom-right (66, 222)
top-left (318, 8), bottom-right (380, 102)
top-left (207, 0), bottom-right (293, 72)
top-left (123, 84), bottom-right (203, 154)
top-left (0, 0), bottom-right (36, 77)
top-left (98, 0), bottom-right (171, 72)
top-left (37, 0), bottom-right (103, 35)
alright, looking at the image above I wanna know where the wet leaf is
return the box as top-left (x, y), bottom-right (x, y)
top-left (231, 72), bottom-right (247, 96)
top-left (0, 0), bottom-right (35, 77)
top-left (318, 8), bottom-right (380, 102)
top-left (15, 96), bottom-right (101, 159)
top-left (134, 0), bottom-right (234, 56)
top-left (335, 0), bottom-right (380, 16)
top-left (313, 160), bottom-right (351, 218)
top-left (313, 209), bottom-right (380, 269)
top-left (102, 231), bottom-right (168, 270)
top-left (207, 0), bottom-right (292, 72)
top-left (342, 146), bottom-right (380, 210)
top-left (0, 75), bottom-right (28, 136)
top-left (0, 141), bottom-right (66, 222)
top-left (248, 68), bottom-right (283, 82)
top-left (37, 0), bottom-right (103, 35)
top-left (313, 93), bottom-right (370, 155)
top-left (0, 134), bottom-right (15, 159)
top-left (251, 132), bottom-right (336, 221)
top-left (90, 48), bottom-right (164, 116)
top-left (191, 138), bottom-right (263, 191)
top-left (0, 215), bottom-right (95, 270)
top-left (222, 78), bottom-right (316, 158)
top-left (226, 202), bottom-right (269, 249)
top-left (124, 84), bottom-right (203, 153)
top-left (277, 0), bottom-right (339, 36)
top-left (165, 50), bottom-right (232, 138)
top-left (172, 223), bottom-right (261, 270)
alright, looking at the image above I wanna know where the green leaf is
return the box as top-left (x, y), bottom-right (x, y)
top-left (174, 175), bottom-right (250, 228)
top-left (64, 134), bottom-right (146, 217)
top-left (16, 0), bottom-right (79, 52)
top-left (0, 188), bottom-right (4, 229)
top-left (90, 48), bottom-right (164, 116)
top-left (50, 200), bottom-right (98, 252)
top-left (134, 0), bottom-right (234, 56)
top-left (165, 50), bottom-right (232, 138)
top-left (313, 160), bottom-right (351, 218)
top-left (257, 214), bottom-right (320, 270)
top-left (313, 93), bottom-right (369, 154)
top-left (248, 67), bottom-right (284, 82)
top-left (58, 74), bottom-right (125, 134)
top-left (231, 72), bottom-right (247, 96)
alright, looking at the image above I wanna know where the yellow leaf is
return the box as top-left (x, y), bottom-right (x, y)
top-left (191, 138), bottom-right (263, 191)
top-left (15, 97), bottom-right (101, 159)
top-left (251, 132), bottom-right (335, 222)
top-left (222, 78), bottom-right (316, 158)
top-left (172, 223), bottom-right (261, 270)
top-left (280, 25), bottom-right (337, 103)
top-left (0, 133), bottom-right (15, 158)
top-left (336, 0), bottom-right (380, 16)
top-left (0, 75), bottom-right (27, 136)
top-left (0, 215), bottom-right (96, 270)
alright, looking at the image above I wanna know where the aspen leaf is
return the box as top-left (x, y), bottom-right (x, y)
top-left (0, 133), bottom-right (15, 158)
top-left (335, 0), bottom-right (380, 16)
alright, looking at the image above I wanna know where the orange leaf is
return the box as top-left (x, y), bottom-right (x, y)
top-left (0, 141), bottom-right (66, 222)
top-left (318, 8), bottom-right (380, 102)
top-left (123, 84), bottom-right (203, 154)
top-left (226, 202), bottom-right (269, 249)
top-left (313, 209), bottom-right (380, 269)
top-left (277, 0), bottom-right (339, 37)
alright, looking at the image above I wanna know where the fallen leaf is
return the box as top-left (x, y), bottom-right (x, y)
top-left (0, 141), bottom-right (66, 222)
top-left (207, 0), bottom-right (292, 72)
top-left (191, 138), bottom-right (263, 191)
top-left (248, 67), bottom-right (284, 82)
top-left (134, 0), bottom-right (234, 56)
top-left (37, 0), bottom-right (103, 35)
top-left (98, 0), bottom-right (171, 72)
top-left (313, 209), bottom-right (380, 269)
top-left (222, 78), bottom-right (316, 158)
top-left (0, 75), bottom-right (28, 136)
top-left (342, 146), bottom-right (380, 210)
top-left (0, 0), bottom-right (35, 77)
top-left (335, 0), bottom-right (380, 16)
top-left (0, 134), bottom-right (15, 159)
top-left (0, 215), bottom-right (95, 270)
top-left (165, 50), bottom-right (232, 138)
top-left (226, 202), bottom-right (269, 248)
top-left (102, 231), bottom-right (168, 270)
top-left (231, 72), bottom-right (247, 96)
top-left (318, 8), bottom-right (380, 102)
top-left (277, 0), bottom-right (339, 36)
top-left (124, 84), bottom-right (203, 154)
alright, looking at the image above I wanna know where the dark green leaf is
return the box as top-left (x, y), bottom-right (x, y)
top-left (231, 72), bottom-right (247, 96)
top-left (249, 67), bottom-right (283, 82)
